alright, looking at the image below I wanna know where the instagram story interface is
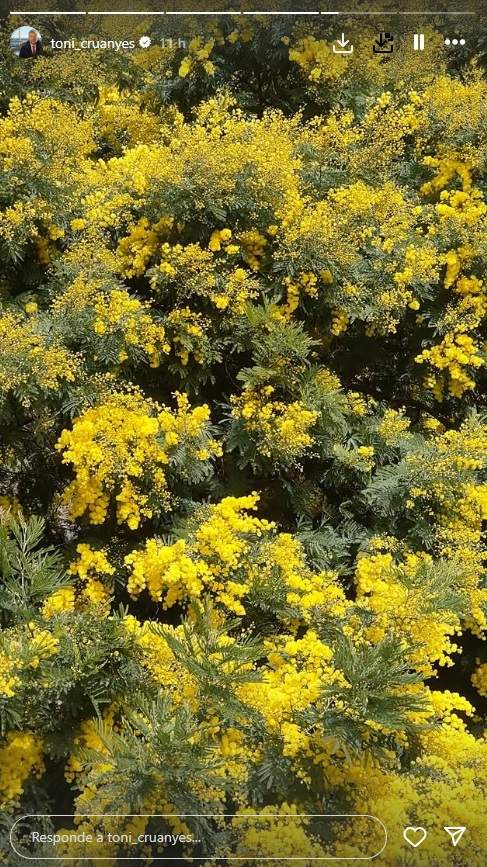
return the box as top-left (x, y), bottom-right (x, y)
top-left (0, 1), bottom-right (486, 864)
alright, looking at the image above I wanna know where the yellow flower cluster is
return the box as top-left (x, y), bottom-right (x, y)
top-left (125, 494), bottom-right (342, 619)
top-left (0, 650), bottom-right (20, 698)
top-left (68, 543), bottom-right (115, 606)
top-left (117, 216), bottom-right (173, 278)
top-left (0, 624), bottom-right (59, 699)
top-left (56, 392), bottom-right (220, 528)
top-left (238, 230), bottom-right (268, 271)
top-left (0, 93), bottom-right (95, 184)
top-left (0, 311), bottom-right (78, 401)
top-left (126, 538), bottom-right (209, 606)
top-left (403, 418), bottom-right (487, 635)
top-left (283, 271), bottom-right (319, 316)
top-left (240, 628), bottom-right (347, 758)
top-left (179, 36), bottom-right (215, 78)
top-left (377, 408), bottom-right (411, 446)
top-left (231, 386), bottom-right (318, 465)
top-left (225, 805), bottom-right (323, 860)
top-left (421, 156), bottom-right (473, 196)
top-left (56, 393), bottom-right (169, 527)
top-left (122, 615), bottom-right (197, 700)
top-left (416, 331), bottom-right (484, 397)
top-left (165, 308), bottom-right (209, 367)
top-left (158, 391), bottom-right (222, 462)
top-left (355, 551), bottom-right (461, 676)
top-left (41, 587), bottom-right (75, 619)
top-left (29, 627), bottom-right (60, 668)
top-left (93, 289), bottom-right (170, 368)
top-left (0, 732), bottom-right (44, 810)
top-left (146, 236), bottom-right (258, 315)
top-left (333, 443), bottom-right (375, 473)
top-left (289, 36), bottom-right (349, 84)
top-left (96, 85), bottom-right (161, 151)
top-left (208, 227), bottom-right (233, 252)
top-left (277, 179), bottom-right (434, 334)
top-left (126, 494), bottom-right (272, 613)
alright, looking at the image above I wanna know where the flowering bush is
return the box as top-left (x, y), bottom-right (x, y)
top-left (1, 9), bottom-right (487, 866)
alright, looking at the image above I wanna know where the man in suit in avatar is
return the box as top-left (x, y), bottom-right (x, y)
top-left (19, 30), bottom-right (42, 58)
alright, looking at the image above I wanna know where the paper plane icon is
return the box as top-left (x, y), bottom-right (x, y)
top-left (444, 827), bottom-right (466, 846)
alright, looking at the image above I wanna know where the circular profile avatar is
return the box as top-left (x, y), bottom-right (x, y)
top-left (10, 25), bottom-right (42, 58)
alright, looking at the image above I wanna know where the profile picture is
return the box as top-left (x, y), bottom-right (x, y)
top-left (10, 25), bottom-right (43, 58)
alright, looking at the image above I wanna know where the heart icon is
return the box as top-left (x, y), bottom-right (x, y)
top-left (403, 826), bottom-right (427, 848)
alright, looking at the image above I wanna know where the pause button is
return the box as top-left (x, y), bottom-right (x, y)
top-left (413, 33), bottom-right (425, 51)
